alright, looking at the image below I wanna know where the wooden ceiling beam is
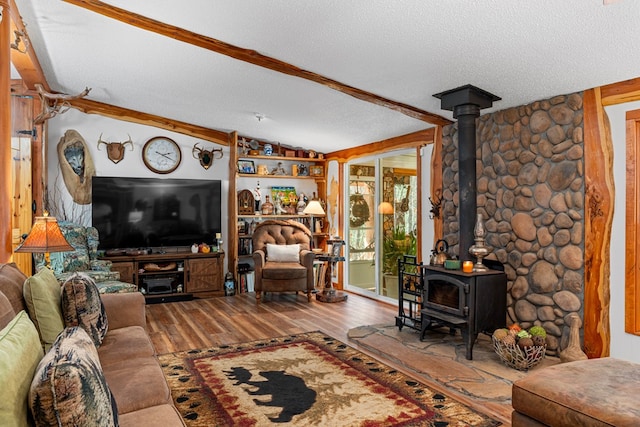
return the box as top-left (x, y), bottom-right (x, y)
top-left (326, 128), bottom-right (435, 163)
top-left (600, 77), bottom-right (640, 106)
top-left (64, 0), bottom-right (453, 127)
top-left (68, 98), bottom-right (231, 145)
top-left (9, 0), bottom-right (49, 92)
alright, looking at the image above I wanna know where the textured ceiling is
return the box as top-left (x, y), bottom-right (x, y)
top-left (12, 0), bottom-right (640, 152)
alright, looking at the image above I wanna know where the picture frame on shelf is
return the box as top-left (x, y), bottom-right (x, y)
top-left (331, 240), bottom-right (344, 257)
top-left (309, 165), bottom-right (324, 177)
top-left (237, 159), bottom-right (256, 174)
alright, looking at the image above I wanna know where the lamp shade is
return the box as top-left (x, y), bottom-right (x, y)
top-left (15, 215), bottom-right (74, 254)
top-left (303, 200), bottom-right (325, 216)
top-left (377, 201), bottom-right (394, 214)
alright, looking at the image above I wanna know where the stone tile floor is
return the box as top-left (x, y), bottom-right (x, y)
top-left (348, 324), bottom-right (560, 426)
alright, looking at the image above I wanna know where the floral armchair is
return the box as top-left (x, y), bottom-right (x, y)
top-left (35, 222), bottom-right (137, 293)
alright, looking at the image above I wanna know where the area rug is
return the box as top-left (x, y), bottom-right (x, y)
top-left (159, 331), bottom-right (501, 426)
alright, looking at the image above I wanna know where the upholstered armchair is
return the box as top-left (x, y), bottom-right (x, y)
top-left (252, 220), bottom-right (315, 302)
top-left (35, 222), bottom-right (137, 293)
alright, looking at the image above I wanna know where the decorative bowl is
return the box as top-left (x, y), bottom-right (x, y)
top-left (444, 259), bottom-right (461, 270)
top-left (492, 336), bottom-right (546, 371)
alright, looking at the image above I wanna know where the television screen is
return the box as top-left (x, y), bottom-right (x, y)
top-left (92, 177), bottom-right (222, 250)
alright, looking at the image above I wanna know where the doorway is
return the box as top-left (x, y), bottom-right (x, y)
top-left (345, 151), bottom-right (418, 301)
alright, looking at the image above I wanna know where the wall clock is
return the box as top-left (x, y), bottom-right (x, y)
top-left (142, 136), bottom-right (182, 174)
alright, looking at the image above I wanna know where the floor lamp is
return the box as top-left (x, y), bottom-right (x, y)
top-left (15, 213), bottom-right (74, 269)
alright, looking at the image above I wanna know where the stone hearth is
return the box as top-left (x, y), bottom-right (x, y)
top-left (442, 92), bottom-right (584, 356)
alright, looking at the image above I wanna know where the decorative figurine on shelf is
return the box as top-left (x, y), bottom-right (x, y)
top-left (274, 197), bottom-right (286, 214)
top-left (253, 182), bottom-right (262, 213)
top-left (239, 137), bottom-right (249, 155)
top-left (271, 162), bottom-right (286, 175)
top-left (261, 195), bottom-right (274, 215)
top-left (191, 243), bottom-right (199, 253)
top-left (297, 192), bottom-right (307, 213)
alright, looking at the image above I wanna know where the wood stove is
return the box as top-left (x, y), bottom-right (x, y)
top-left (420, 265), bottom-right (506, 360)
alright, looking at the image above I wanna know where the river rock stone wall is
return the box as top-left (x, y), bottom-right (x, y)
top-left (441, 92), bottom-right (584, 356)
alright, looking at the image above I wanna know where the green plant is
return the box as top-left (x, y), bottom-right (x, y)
top-left (382, 227), bottom-right (417, 276)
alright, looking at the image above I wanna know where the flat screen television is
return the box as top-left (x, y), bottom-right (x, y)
top-left (92, 177), bottom-right (222, 250)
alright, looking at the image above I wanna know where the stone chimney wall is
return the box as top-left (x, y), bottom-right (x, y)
top-left (441, 92), bottom-right (584, 355)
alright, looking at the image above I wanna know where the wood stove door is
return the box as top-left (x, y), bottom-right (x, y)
top-left (423, 273), bottom-right (468, 318)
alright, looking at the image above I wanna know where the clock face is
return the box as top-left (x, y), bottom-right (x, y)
top-left (142, 137), bottom-right (182, 174)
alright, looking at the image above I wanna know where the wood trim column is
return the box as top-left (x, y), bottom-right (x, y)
top-left (624, 109), bottom-right (640, 334)
top-left (0, 0), bottom-right (13, 263)
top-left (583, 88), bottom-right (613, 358)
top-left (431, 126), bottom-right (443, 245)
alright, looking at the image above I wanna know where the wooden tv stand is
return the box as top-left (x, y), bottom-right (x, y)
top-left (102, 250), bottom-right (225, 301)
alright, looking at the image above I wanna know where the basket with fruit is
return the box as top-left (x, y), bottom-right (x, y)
top-left (492, 324), bottom-right (547, 371)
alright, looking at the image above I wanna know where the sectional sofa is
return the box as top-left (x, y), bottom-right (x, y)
top-left (0, 262), bottom-right (184, 426)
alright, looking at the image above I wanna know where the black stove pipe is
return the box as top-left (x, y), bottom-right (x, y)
top-left (454, 104), bottom-right (481, 262)
top-left (433, 85), bottom-right (500, 262)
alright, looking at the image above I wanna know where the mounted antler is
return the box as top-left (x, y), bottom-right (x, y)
top-left (192, 143), bottom-right (223, 170)
top-left (97, 133), bottom-right (133, 164)
top-left (34, 84), bottom-right (91, 124)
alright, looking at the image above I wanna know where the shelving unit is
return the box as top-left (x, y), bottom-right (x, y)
top-left (395, 255), bottom-right (424, 331)
top-left (228, 133), bottom-right (328, 284)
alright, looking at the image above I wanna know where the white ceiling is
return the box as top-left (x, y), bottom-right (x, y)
top-left (12, 0), bottom-right (640, 152)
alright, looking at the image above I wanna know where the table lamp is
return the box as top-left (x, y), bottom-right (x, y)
top-left (15, 213), bottom-right (74, 269)
top-left (303, 200), bottom-right (325, 234)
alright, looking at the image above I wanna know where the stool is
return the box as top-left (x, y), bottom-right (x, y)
top-left (512, 357), bottom-right (640, 426)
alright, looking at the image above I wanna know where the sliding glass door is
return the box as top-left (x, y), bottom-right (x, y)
top-left (345, 151), bottom-right (418, 301)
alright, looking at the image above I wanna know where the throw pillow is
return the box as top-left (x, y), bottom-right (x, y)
top-left (23, 267), bottom-right (65, 351)
top-left (266, 243), bottom-right (301, 263)
top-left (0, 262), bottom-right (28, 313)
top-left (61, 273), bottom-right (108, 347)
top-left (0, 310), bottom-right (44, 427)
top-left (29, 326), bottom-right (118, 427)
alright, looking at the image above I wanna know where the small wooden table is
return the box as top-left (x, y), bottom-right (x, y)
top-left (315, 254), bottom-right (347, 303)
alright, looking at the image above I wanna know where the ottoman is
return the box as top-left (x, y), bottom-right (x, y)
top-left (512, 357), bottom-right (640, 426)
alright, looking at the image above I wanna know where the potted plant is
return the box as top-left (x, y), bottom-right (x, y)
top-left (382, 227), bottom-right (417, 294)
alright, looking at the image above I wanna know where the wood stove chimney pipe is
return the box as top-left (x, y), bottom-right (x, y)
top-left (433, 85), bottom-right (500, 262)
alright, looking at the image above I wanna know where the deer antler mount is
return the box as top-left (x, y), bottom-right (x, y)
top-left (192, 143), bottom-right (223, 170)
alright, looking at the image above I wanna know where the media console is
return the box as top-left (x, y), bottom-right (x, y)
top-left (101, 250), bottom-right (225, 302)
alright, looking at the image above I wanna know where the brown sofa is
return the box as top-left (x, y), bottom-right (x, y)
top-left (0, 262), bottom-right (184, 426)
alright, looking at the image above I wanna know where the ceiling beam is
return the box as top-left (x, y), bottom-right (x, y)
top-left (9, 0), bottom-right (49, 92)
top-left (64, 0), bottom-right (453, 127)
top-left (600, 77), bottom-right (640, 106)
top-left (68, 98), bottom-right (230, 145)
top-left (326, 128), bottom-right (435, 163)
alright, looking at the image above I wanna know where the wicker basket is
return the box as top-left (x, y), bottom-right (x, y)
top-left (492, 336), bottom-right (546, 371)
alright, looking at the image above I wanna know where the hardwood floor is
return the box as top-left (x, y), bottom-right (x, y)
top-left (146, 291), bottom-right (511, 425)
top-left (146, 291), bottom-right (396, 354)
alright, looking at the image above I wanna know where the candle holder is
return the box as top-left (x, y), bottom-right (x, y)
top-left (468, 213), bottom-right (492, 272)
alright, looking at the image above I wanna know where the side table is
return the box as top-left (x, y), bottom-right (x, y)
top-left (315, 239), bottom-right (347, 303)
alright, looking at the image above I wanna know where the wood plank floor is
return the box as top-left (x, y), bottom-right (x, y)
top-left (146, 291), bottom-right (395, 354)
top-left (145, 291), bottom-right (510, 425)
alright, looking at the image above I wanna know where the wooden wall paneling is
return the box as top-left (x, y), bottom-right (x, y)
top-left (583, 88), bottom-right (613, 358)
top-left (10, 136), bottom-right (32, 274)
top-left (1, 0), bottom-right (13, 263)
top-left (625, 109), bottom-right (640, 334)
